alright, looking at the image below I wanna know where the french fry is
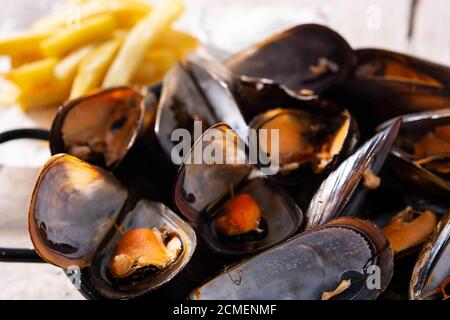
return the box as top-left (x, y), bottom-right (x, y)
top-left (40, 13), bottom-right (117, 57)
top-left (32, 0), bottom-right (151, 32)
top-left (1, 0), bottom-right (196, 112)
top-left (0, 33), bottom-right (48, 58)
top-left (108, 0), bottom-right (153, 28)
top-left (154, 28), bottom-right (199, 58)
top-left (54, 45), bottom-right (94, 81)
top-left (15, 46), bottom-right (93, 111)
top-left (16, 83), bottom-right (68, 111)
top-left (146, 49), bottom-right (178, 69)
top-left (8, 58), bottom-right (58, 90)
top-left (70, 38), bottom-right (122, 98)
top-left (133, 48), bottom-right (177, 85)
top-left (103, 0), bottom-right (184, 87)
top-left (10, 53), bottom-right (44, 68)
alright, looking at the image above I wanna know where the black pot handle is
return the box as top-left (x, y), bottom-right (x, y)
top-left (0, 128), bottom-right (50, 143)
top-left (0, 128), bottom-right (49, 263)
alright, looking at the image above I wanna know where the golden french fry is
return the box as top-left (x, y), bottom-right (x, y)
top-left (54, 45), bottom-right (94, 81)
top-left (112, 29), bottom-right (128, 39)
top-left (8, 58), bottom-right (58, 90)
top-left (0, 33), bottom-right (48, 58)
top-left (2, 0), bottom-right (192, 112)
top-left (10, 53), bottom-right (44, 68)
top-left (103, 0), bottom-right (184, 87)
top-left (132, 62), bottom-right (158, 85)
top-left (14, 46), bottom-right (93, 111)
top-left (70, 38), bottom-right (122, 98)
top-left (32, 0), bottom-right (151, 32)
top-left (146, 49), bottom-right (178, 70)
top-left (109, 0), bottom-right (152, 13)
top-left (154, 28), bottom-right (199, 58)
top-left (109, 0), bottom-right (153, 28)
top-left (16, 83), bottom-right (68, 111)
top-left (40, 13), bottom-right (117, 57)
top-left (133, 48), bottom-right (177, 85)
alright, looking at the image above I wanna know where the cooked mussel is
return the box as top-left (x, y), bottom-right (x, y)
top-left (322, 48), bottom-right (450, 131)
top-left (229, 75), bottom-right (340, 123)
top-left (382, 207), bottom-right (438, 256)
top-left (324, 79), bottom-right (450, 131)
top-left (29, 154), bottom-right (196, 299)
top-left (173, 123), bottom-right (302, 255)
top-left (249, 108), bottom-right (357, 183)
top-left (409, 212), bottom-right (450, 300)
top-left (306, 119), bottom-right (401, 228)
top-left (109, 227), bottom-right (183, 279)
top-left (214, 193), bottom-right (266, 241)
top-left (378, 109), bottom-right (450, 196)
top-left (155, 57), bottom-right (247, 161)
top-left (190, 217), bottom-right (393, 300)
top-left (50, 86), bottom-right (176, 205)
top-left (216, 24), bottom-right (354, 123)
top-left (50, 87), bottom-right (155, 170)
top-left (354, 48), bottom-right (450, 88)
top-left (226, 24), bottom-right (356, 94)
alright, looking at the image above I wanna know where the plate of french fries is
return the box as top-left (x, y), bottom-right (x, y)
top-left (0, 0), bottom-right (199, 112)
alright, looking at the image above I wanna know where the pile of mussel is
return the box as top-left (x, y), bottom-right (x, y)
top-left (21, 24), bottom-right (450, 299)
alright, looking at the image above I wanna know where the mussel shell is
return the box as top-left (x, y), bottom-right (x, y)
top-left (84, 200), bottom-right (196, 300)
top-left (29, 154), bottom-right (196, 299)
top-left (354, 48), bottom-right (450, 87)
top-left (231, 77), bottom-right (341, 122)
top-left (190, 217), bottom-right (393, 300)
top-left (29, 154), bottom-right (128, 268)
top-left (226, 24), bottom-right (356, 94)
top-left (409, 213), bottom-right (450, 300)
top-left (327, 49), bottom-right (450, 130)
top-left (378, 109), bottom-right (450, 197)
top-left (249, 108), bottom-right (358, 185)
top-left (306, 119), bottom-right (401, 229)
top-left (50, 87), bottom-right (156, 170)
top-left (323, 79), bottom-right (450, 131)
top-left (199, 177), bottom-right (302, 255)
top-left (174, 123), bottom-right (252, 221)
top-left (174, 123), bottom-right (303, 255)
top-left (155, 58), bottom-right (247, 161)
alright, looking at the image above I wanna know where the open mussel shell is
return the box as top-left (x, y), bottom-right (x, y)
top-left (306, 119), bottom-right (401, 229)
top-left (249, 108), bottom-right (358, 184)
top-left (354, 48), bottom-right (450, 87)
top-left (409, 213), bottom-right (450, 300)
top-left (86, 200), bottom-right (196, 299)
top-left (377, 109), bottom-right (450, 197)
top-left (50, 87), bottom-right (156, 170)
top-left (198, 177), bottom-right (302, 255)
top-left (174, 123), bottom-right (252, 220)
top-left (323, 48), bottom-right (450, 130)
top-left (174, 123), bottom-right (302, 255)
top-left (155, 57), bottom-right (247, 161)
top-left (29, 154), bottom-right (196, 299)
top-left (230, 76), bottom-right (341, 123)
top-left (226, 24), bottom-right (356, 95)
top-left (190, 217), bottom-right (393, 300)
top-left (324, 78), bottom-right (450, 131)
top-left (29, 154), bottom-right (128, 268)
